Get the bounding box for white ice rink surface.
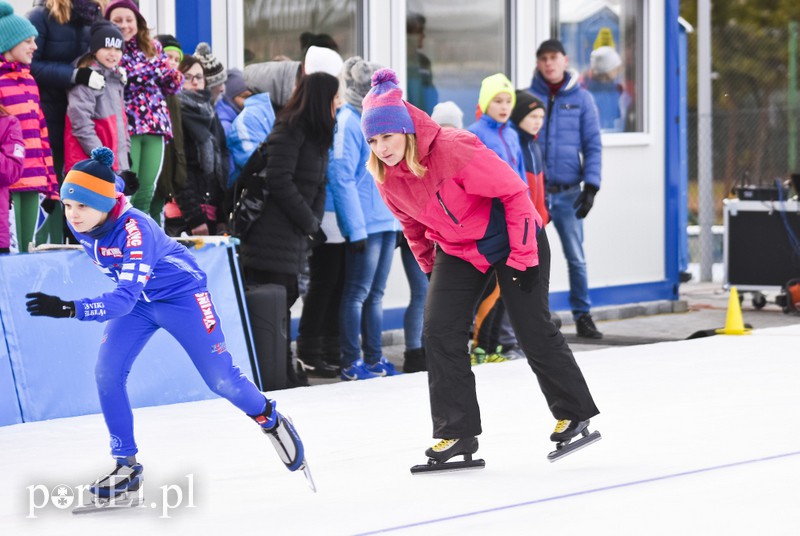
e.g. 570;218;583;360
2;325;800;535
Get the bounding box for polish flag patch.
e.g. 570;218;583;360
130;250;142;260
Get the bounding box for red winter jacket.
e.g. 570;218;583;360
64;59;129;173
375;104;543;274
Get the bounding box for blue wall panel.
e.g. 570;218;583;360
175;0;212;58
663;0;682;297
0;332;21;426
0;245;253;424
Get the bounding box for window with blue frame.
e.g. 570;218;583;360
242;0;360;64
406;1;508;128
556;0;644;133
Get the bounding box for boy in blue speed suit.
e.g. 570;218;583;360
25;147;310;500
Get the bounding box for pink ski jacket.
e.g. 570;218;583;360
374;104;542;274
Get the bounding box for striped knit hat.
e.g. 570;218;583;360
61;147;118;212
361;68;415;139
0;2;38;54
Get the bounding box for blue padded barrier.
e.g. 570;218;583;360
0;329;21;426
0;243;253;424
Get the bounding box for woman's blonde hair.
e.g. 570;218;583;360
46;0;74;25
46;0;105;25
366;134;427;183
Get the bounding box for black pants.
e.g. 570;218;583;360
297;243;346;362
424;229;599;438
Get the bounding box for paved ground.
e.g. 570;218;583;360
302;281;798;386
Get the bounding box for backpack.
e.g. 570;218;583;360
230;140;269;239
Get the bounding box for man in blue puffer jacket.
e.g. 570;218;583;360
529;38;604;339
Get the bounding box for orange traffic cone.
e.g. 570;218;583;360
715;287;752;335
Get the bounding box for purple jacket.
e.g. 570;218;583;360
119;38;183;139
0;113;25;250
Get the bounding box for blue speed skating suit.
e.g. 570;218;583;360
69;196;266;457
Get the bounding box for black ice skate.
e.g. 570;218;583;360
72;456;144;514
252;399;316;492
547;419;602;462
411;437;485;474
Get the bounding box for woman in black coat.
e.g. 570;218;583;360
163;55;228;237
239;72;340;387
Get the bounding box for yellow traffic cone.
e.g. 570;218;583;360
715;287;752;335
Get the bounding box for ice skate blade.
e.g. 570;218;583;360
410;458;486;474
72;494;143;514
547;430;602;462
300;460;317;493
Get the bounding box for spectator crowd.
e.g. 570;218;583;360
0;1;608;389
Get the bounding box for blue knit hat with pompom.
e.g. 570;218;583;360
61;147;118;212
361;68;415;139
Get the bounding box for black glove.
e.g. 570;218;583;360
74;67;105;89
25;292;76;318
573;184;598;219
119;170;140;196
349;238;367;253
307;227;327;248
40;197;58;214
511;266;540;293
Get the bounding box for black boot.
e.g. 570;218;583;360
550;419;590;442
296;336;339;378
321;335;342;368
286;350;309;387
576;313;603;339
425;437;479;463
403;347;427;373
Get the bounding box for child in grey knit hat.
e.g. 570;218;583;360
342;56;382;112
431;101;464;129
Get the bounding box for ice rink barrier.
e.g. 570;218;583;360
0;238;254;426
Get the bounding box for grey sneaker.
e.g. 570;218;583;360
500;344;525;361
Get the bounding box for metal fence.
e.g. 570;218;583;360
686;19;800;279
688;106;799;223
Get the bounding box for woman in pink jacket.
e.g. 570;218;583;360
361;69;600;467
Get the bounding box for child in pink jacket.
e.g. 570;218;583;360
0;104;24;253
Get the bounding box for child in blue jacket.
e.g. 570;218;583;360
467;73;528;364
25;148;309;501
467;73;526;181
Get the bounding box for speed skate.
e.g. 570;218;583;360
411;437;486;474
547;420;602;462
72;490;144;514
72;458;145;514
263;413;316;492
